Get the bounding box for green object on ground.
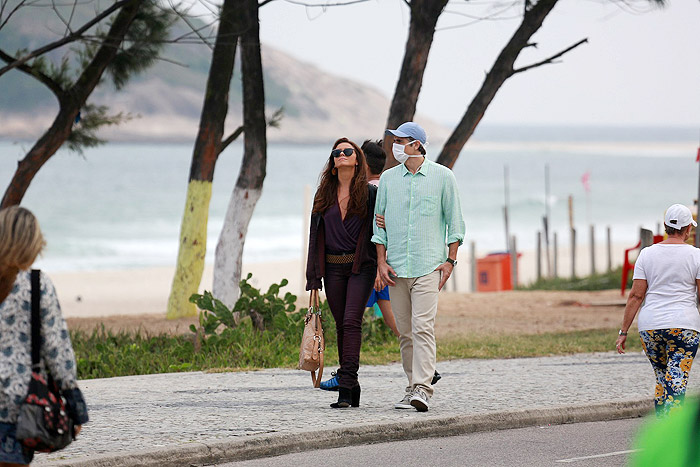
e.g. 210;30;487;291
631;398;700;467
71;327;636;379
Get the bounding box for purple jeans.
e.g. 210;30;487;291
323;262;375;389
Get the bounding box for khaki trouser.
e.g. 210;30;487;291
389;269;440;397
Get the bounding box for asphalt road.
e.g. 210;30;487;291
217;418;646;467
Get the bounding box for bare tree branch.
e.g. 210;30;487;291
282;0;370;7
0;48;67;98
220;125;244;153
168;17;218;44
0;0;132;78
64;0;79;36
168;1;216;50
0;0;32;32
199;0;221;16
437;1;520;32
51;0;73;33
219;108;284;154
512;38;587;75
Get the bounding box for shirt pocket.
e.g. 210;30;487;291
421;196;438;216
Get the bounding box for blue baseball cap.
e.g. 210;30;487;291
385;122;427;145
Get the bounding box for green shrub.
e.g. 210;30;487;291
189;273;300;337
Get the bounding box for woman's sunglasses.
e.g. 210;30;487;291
331;148;354;158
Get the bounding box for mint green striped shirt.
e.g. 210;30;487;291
371;158;466;278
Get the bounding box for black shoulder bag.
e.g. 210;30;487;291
15;269;74;452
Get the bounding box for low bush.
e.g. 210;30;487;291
71;274;398;379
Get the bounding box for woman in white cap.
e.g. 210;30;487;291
616;203;700;417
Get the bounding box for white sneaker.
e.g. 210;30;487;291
394;391;413;409
410;388;430;412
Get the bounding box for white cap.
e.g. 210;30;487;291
664;204;697;229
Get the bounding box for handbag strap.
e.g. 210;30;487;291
30;269;41;369
311;349;324;388
308;289;324;387
308;289;320;310
310;317;324;388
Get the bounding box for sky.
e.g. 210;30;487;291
188;0;699;129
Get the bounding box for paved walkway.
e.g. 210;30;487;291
34;351;700;466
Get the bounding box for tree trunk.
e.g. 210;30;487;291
167;0;242;319
214;188;262;309
436;0;558;168
382;0;448;170
213;0;267;310
1;108;75;207
0;0;143;208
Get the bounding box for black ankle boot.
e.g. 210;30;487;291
351;384;361;407
330;387;352;408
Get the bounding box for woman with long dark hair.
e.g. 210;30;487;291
306;137;378;408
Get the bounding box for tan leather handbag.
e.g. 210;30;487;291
298;289;324;387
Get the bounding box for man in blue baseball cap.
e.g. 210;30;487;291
385;122;427;164
372;121;465;412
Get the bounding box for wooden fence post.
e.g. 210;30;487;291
536;231;542;281
606;226;612;272
590;224;596;275
571;228;576;279
553;231;558;278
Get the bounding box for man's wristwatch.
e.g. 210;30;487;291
618;330;628;336
446;258;457;267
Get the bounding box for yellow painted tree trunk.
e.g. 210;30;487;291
166;0;243;319
166;180;212;318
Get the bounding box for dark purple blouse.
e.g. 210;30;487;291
324;202;363;252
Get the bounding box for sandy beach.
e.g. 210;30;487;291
51;239;631;318
54;245;632;339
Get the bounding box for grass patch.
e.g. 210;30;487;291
437;328;642;359
71;327;639;379
71;274;637;379
520;266;631;291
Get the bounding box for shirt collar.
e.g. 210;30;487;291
402;157;430;177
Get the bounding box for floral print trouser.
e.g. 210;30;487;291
639;328;700;417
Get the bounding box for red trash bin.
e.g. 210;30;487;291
476;253;520;292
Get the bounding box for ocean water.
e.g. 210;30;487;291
0;126;697;272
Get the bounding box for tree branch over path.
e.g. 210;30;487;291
280;0;370;6
0;0;132;78
0;48;67;98
513;38;588;75
168;0;216;50
435;0;589;168
0;0;31;32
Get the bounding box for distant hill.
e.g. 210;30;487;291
0;4;446;145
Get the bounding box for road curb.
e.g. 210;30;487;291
45;399;652;466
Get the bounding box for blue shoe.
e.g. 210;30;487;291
319;371;340;391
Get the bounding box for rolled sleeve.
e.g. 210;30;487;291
443;171;466;245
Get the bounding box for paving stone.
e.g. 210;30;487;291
33;351;698;465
